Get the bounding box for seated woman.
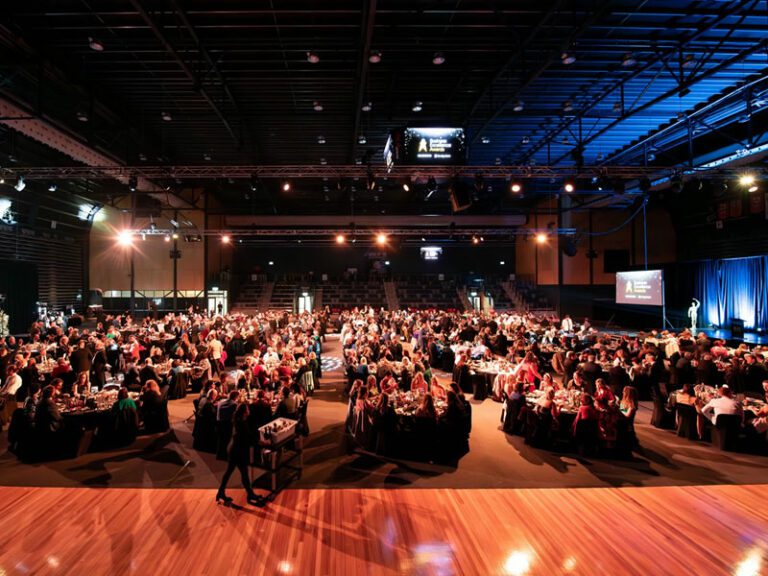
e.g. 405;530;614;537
415;393;438;420
379;372;398;395
139;379;167;433
277;385;302;419
411;372;428;395
430;376;447;401
572;393;599;436
539;373;557;391
535;388;559;419
594;378;616;405
111;387;139;446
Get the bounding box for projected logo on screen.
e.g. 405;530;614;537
616;270;664;306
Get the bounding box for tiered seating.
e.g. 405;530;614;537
233;279;265;310
513;281;553;311
321;279;386;310
484;278;514;310
269;283;295;311
395;276;462;310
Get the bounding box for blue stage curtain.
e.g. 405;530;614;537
695;256;768;330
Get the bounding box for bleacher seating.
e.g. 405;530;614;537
320;279;386;310
233;279;265;310
269;283;296;311
395;276;462;310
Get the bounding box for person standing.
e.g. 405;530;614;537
216;402;258;505
687;298;700;333
69;339;92;386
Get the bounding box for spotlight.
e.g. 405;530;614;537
335;234;346;244
369;50;382;63
361;102;372;112
412;101;423;112
563;180;575;193
117;230;133;246
521;136;530;144
472;236;479;245
169;219;179;228
76;111;89;122
357;134;367;145
513;100;524;112
510;182;522;194
282;181;291;192
425;176;438;200
222;235;231;244
128;175;138;192
48;183;58;192
561;52;576;65
14;176;26;192
535;233;548;244
313;101;323;112
739;174;756;187
0;176;4;184
306;51;320;64
161;111;172;122
621;52;636;67
367;169;376;191
432;52;445;65
320;158;327;165
250;173;261;192
376;233;387;245
88;37;104;51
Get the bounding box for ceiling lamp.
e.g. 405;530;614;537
621;53;636;67
563;180;575;193
88;37;104;52
222;235;231;244
402;182;410;192
336;234;346;244
535;233;548;244
412;101;423;112
369;50;382;64
128;175;138;192
521;136;530;144
282;181;291;192
320;157;327;165
513;100;524;112
306;51;320;64
317;135;326;144
47;183;58;192
117;230;133;246
376;233;387;245
562;101;574;112
510;182;522;194
561;52;576;65
313;101;323;112
76;111;89;122
161;111;172;122
480;136;490;144
14;176;26;192
361;101;372;112
203;152;212;161
357;134;367;144
432;52;445;65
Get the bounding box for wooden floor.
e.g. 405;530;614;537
1;485;766;575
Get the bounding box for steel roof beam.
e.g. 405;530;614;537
350;0;377;163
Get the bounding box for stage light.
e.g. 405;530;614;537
682;54;696;68
0;176;4;184
282;181;291;192
563;180;575;193
222;235;231;244
472;236;479;245
425;176;438;199
76;111;89;122
88;37;104;51
336;234;346;244
361;101;372;112
128;175;138;192
306;51;320;64
622;52;636;67
503;550;532;575
561;52;576;65
169;218;179;228
117;230;133;246
513;100;524;112
313;101;323;112
48;183;57;192
268;261;274;266
203;152;212;161
521;136;530;144
14;176;25;192
510;182;522;193
376;233;387;245
369;50;382;64
499;260;505;265
412;101;423;112
432;52;445;65
535;233;548;244
739;174;756;187
613;102;622;113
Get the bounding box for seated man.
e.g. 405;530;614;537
700;385;743;425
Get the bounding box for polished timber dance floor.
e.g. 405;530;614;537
1;337;768;574
0;484;766;575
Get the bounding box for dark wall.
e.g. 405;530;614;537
232;244;515;278
0;260;38;334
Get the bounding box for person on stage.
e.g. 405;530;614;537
687;298;700;332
